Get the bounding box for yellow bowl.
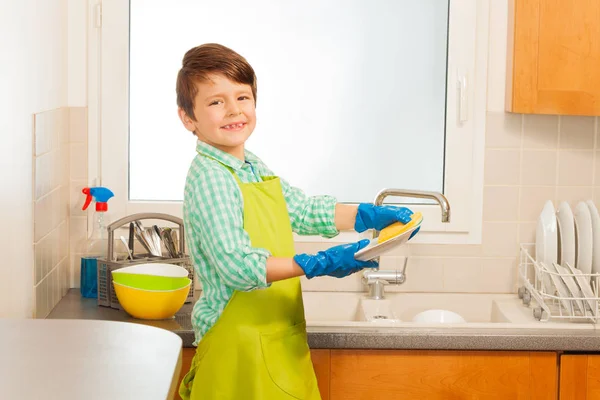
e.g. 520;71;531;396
113;280;190;320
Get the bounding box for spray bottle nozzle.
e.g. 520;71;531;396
82;187;115;212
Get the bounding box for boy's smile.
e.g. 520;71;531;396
179;73;256;160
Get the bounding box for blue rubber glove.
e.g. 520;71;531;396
294;239;378;279
354;203;414;232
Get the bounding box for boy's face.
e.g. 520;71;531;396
179;74;256;158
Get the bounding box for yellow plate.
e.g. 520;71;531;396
378;212;423;244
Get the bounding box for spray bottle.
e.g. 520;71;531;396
80;187;114;298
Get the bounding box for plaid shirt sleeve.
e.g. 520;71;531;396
186;164;270;291
280;177;339;238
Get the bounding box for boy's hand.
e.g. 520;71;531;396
293;239;378;279
354;203;414;232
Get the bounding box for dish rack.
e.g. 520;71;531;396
518;244;600;323
97;213;195;309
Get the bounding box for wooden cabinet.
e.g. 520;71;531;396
560;354;600;399
329;350;557;400
506;0;600;116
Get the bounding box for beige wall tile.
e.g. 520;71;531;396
482;222;519;258
523;114;559;149
385;258;444;293
58;108;70;145
518;223;537;245
521;150;557;186
442;258;482;292
408;244;482;257
560;116;595;149
594;188;600;204
484;149;521;185
485;111;522;148
481;258;517;293
69;107;87;143
34;112;51;156
483;186;519;221
519;186;555;222
70;143;87;180
556;187;594;209
300;274;362;292
34;153;52;200
35;280;48;319
558;150;594;186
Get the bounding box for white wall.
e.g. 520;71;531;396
0;0;68;317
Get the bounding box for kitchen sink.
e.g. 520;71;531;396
301;291;596;329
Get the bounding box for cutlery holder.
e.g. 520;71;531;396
97;213;195;309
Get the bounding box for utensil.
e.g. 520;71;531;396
128;222;135;254
170;230;180;257
120;236;134;260
133;221;153;254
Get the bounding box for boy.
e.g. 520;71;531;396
177;43;416;400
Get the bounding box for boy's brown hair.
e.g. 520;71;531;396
176;43;257;122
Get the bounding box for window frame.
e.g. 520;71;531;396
90;0;490;244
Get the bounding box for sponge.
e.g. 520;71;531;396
378;212;423;244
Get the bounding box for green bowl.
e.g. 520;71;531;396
111;263;191;291
112;273;190;291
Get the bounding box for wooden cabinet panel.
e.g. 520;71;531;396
560;355;600;399
311;349;331;400
507;0;600;116
330;350;557;400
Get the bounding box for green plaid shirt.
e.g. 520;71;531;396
183;141;338;344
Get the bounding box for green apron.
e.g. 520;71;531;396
179;169;321;400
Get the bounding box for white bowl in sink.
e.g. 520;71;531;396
412;309;466;324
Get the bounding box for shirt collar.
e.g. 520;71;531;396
196;140;256;171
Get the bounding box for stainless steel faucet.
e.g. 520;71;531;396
362;188;451;299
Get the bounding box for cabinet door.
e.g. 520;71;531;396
507;0;600;116
311;349;331;400
560;355;600;399
330;350;557;400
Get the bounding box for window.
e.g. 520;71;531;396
93;0;489;244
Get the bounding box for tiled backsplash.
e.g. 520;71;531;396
299;112;599;294
33;107;88;318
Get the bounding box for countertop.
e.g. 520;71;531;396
0;318;182;400
48;289;600;351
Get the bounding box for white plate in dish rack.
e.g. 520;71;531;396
574;201;593;278
585;200;600;283
556;201;576;267
542;261;573;315
565;261;596;314
536;201;558;294
553;262;585;314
